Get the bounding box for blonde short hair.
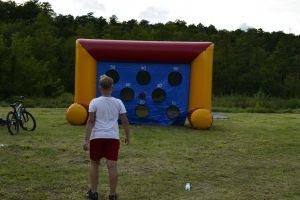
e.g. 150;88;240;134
99;75;113;89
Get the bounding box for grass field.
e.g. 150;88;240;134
0;108;299;200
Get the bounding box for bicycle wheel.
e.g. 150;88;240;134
6;111;19;135
20;111;36;131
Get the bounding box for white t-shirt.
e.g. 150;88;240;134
89;96;126;140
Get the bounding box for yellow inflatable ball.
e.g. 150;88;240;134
66;103;88;125
189;108;213;129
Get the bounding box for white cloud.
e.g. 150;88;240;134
78;0;105;12
239;23;253;32
139;6;168;23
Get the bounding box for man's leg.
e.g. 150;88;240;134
90;160;100;193
106;160;118;195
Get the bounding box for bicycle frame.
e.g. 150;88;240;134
0;118;8;126
11;101;26;120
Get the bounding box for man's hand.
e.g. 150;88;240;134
120;113;130;145
83;140;89;151
83;112;95;151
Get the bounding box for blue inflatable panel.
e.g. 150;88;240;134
96;62;190;126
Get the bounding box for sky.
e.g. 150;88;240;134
9;0;300;35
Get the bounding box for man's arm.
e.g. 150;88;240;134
83;112;96;151
119;113;130;145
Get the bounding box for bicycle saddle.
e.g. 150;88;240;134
10;103;16;107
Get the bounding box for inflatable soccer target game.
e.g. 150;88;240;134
67;39;214;129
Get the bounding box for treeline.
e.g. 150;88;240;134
0;0;299;99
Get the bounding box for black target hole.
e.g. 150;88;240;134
135;105;149;118
168;71;182;86
152;88;166;103
105;69;119;84
120;87;135;102
166;105;180;119
136;71;151;85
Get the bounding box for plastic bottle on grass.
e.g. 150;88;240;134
185;183;191;191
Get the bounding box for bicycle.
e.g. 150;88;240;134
0;118;7;126
6;96;36;135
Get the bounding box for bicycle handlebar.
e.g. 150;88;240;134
10;96;25;107
17;96;24;103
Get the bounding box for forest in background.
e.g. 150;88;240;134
0;0;299;101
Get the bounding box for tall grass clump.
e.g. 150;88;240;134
213;91;300;113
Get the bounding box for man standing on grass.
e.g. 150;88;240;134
83;75;130;200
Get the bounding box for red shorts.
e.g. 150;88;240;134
89;139;120;161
